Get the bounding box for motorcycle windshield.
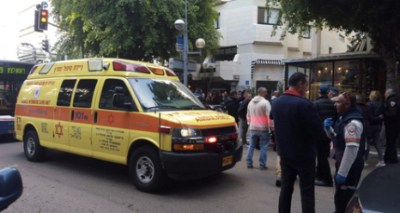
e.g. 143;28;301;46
358;164;400;212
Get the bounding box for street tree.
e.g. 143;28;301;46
51;0;220;62
268;0;400;90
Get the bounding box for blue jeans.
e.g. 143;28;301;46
246;130;270;167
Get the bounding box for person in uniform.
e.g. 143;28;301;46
324;92;365;213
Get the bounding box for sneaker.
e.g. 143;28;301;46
376;161;386;167
259;166;268;170
247;165;253;169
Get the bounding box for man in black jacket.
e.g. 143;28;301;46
271;72;325;213
383;88;400;164
237;91;252;145
224;91;239;123
313;85;337;187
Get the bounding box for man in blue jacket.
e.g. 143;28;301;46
270;72;325;213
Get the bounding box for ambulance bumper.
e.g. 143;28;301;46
160;145;243;179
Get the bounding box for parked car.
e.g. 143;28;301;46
346;164;400;213
0;167;23;212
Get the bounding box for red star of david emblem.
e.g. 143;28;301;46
107;114;115;125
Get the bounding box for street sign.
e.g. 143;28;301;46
169;58;197;72
176;35;184;52
41;1;48;9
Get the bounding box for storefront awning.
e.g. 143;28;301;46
251;59;283;79
253;59;283;65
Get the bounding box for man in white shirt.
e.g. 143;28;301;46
246;87;272;170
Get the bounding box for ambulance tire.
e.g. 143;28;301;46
23;130;46;162
129;146;166;193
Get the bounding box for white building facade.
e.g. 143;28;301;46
201;0;353;92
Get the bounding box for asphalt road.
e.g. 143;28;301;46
0;139;376;213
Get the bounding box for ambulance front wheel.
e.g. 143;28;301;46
129;146;166;192
23;130;46;162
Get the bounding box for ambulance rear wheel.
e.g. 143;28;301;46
23;130;46;162
129;146;166;192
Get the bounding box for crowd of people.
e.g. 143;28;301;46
202;72;400;213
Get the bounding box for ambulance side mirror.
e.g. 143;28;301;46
0;167;23;211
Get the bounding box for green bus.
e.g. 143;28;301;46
0;60;34;138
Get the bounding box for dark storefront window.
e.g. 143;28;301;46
285;56;385;101
310;62;334;100
334;60;361;93
309;60;365;100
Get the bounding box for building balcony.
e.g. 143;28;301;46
200;60;239;81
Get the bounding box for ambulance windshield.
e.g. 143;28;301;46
128;78;205;111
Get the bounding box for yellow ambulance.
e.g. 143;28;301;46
14;58;242;192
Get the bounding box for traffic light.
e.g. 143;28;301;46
42;39;49;52
34;10;43;32
38;9;48;30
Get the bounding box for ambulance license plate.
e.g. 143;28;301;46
222;155;233;167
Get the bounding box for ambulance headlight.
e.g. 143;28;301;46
173;128;201;137
172;128;204;152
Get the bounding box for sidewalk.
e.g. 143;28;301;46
242;143;379;177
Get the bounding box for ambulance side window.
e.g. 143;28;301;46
73;79;97;108
99;79;135;111
57;80;76;106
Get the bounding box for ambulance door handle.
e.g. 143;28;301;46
71;110;74;121
94;111;98;123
